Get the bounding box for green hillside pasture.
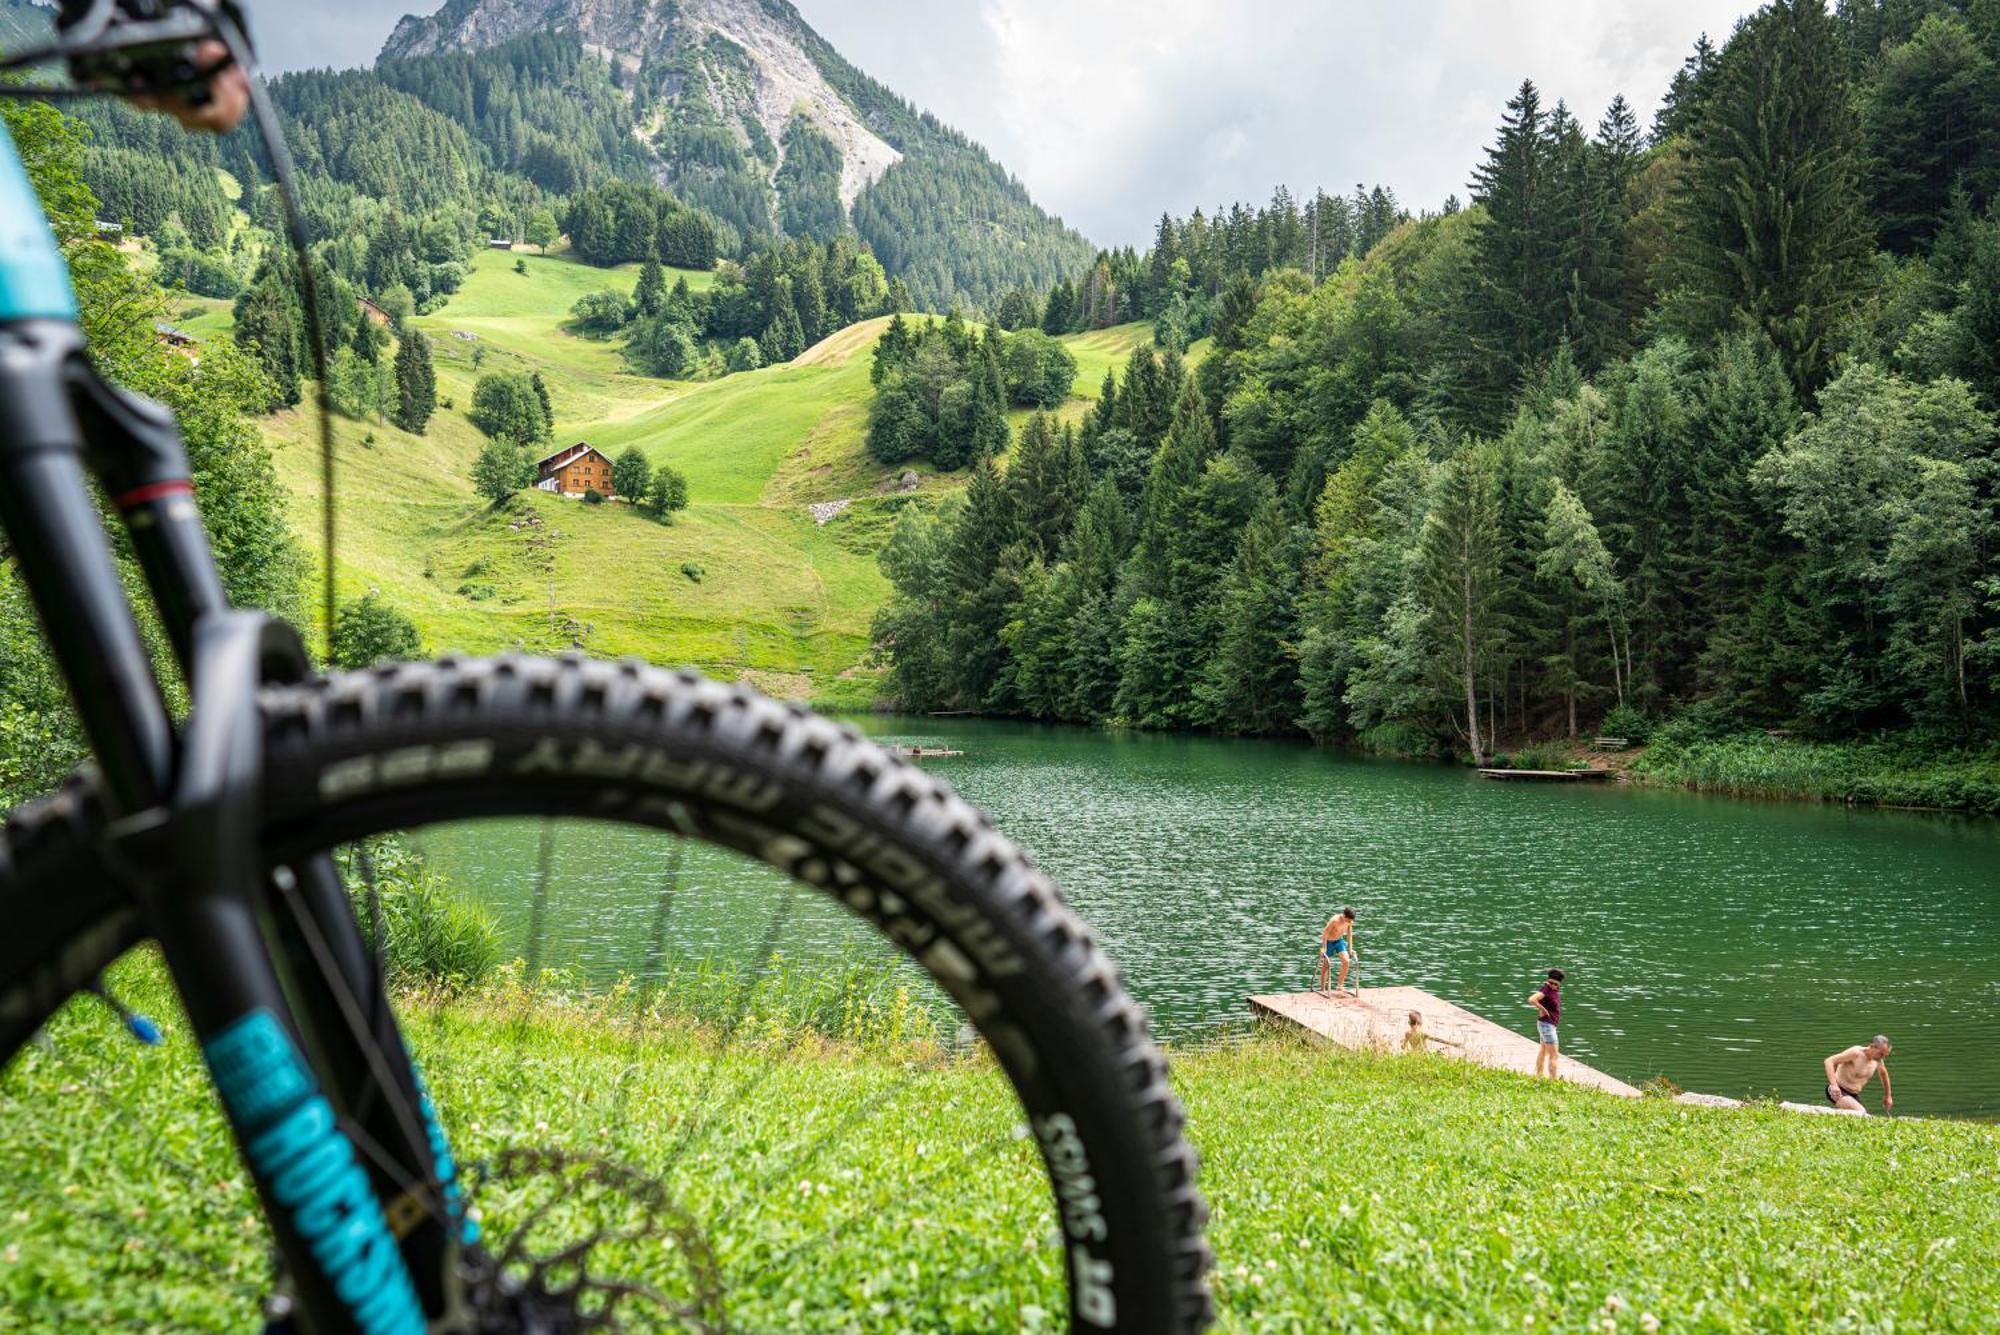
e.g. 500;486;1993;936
415;249;715;424
588;318;888;505
266;406;888;705
235;280;1151;707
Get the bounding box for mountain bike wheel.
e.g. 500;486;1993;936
0;656;1211;1332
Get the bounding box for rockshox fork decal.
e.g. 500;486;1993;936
204;1009;425;1335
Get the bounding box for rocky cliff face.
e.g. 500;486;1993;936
381;0;898;210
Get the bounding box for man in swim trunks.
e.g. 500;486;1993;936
1318;908;1358;996
1526;968;1564;1079
1823;1035;1893;1114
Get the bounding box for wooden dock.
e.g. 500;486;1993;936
1477;767;1611;782
1250;986;1641;1095
888;745;964;760
1248;987;1857;1114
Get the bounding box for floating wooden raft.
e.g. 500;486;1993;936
1477;767;1612;782
888;745;965;760
1249;986;1858;1115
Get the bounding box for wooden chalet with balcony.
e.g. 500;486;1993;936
535;442;618;498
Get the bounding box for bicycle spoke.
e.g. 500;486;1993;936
660;883;798;1176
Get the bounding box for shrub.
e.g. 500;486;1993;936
345;839;501;991
680;561;704;583
468;372;552;444
471;438;534;504
645;464;689;521
1600;703;1651;744
726;336;762;373
331;591;422;669
567;289;631;337
1512;741;1574;771
582;488;606;505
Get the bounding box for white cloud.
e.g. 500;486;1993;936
799;0;1760;245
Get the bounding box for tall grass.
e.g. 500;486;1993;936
344;839;503;990
1633;729;2000;814
473;947;954;1054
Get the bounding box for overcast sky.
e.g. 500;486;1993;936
254;1;1759;248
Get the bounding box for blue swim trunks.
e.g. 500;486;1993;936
1536;1020;1559;1045
1324;938;1348;957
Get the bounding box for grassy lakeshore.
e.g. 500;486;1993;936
5;963;1999;1332
1627;731;2000;816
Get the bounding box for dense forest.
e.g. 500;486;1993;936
569;233;907;378
873;0;2000;760
1007;183;1412;351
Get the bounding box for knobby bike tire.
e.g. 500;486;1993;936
0;655;1213;1333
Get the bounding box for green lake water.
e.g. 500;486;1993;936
419;718;2000;1120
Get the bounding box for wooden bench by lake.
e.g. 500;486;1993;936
1594;736;1630;750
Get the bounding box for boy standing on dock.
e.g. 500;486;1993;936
1527;969;1564;1078
1318;908;1358;996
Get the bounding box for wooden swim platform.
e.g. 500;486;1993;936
888;745;964;760
1477;767;1612;782
1248;987;1859;1115
1250;986;1641;1095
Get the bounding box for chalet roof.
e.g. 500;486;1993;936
534;442;608;473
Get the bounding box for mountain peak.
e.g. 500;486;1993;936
379;0;1091;308
382;0;897;210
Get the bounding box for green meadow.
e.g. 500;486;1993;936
6;963;1997;1332
237;248;1152;708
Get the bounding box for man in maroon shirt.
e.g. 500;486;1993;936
1526;968;1564;1079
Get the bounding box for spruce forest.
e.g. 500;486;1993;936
872;0;2000;766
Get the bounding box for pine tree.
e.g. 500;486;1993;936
1667;0;1873;394
1536;480;1627;733
1652;33;1720;144
530;371;553;431
634;258;666;318
1420;443;1506;764
944;456;1024;707
1197;493;1303;732
1862;14;2000;253
1592;340;1698;705
391;329;436;435
1465;80;1566;424
349;313;382;365
1041;278;1075;334
1690;330;1798;711
1007;413;1088;561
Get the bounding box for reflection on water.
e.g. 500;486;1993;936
418;718;2000;1120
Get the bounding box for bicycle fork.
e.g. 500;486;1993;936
0;306;464;1329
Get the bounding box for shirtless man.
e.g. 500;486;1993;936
1317;908;1358;996
1823;1035;1894;1114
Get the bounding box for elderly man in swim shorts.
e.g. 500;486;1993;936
1317;908;1358;996
1823;1035;1894;1114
